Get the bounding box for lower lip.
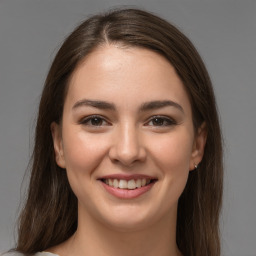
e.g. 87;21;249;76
101;181;156;199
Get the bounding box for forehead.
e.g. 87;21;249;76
66;45;191;113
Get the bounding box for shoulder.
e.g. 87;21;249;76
35;253;58;256
1;252;58;256
1;253;24;256
1;252;24;256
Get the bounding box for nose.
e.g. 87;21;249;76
108;124;146;167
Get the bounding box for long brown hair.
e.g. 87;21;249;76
15;8;223;256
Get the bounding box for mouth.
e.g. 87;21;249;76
98;175;158;199
100;178;157;190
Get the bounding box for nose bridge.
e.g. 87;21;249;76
109;121;145;166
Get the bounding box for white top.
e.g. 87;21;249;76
36;253;59;256
1;252;59;256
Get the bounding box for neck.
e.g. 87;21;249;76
51;205;182;256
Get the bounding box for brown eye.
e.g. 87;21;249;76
146;116;176;127
80;115;109;126
152;118;165;126
90;117;104;126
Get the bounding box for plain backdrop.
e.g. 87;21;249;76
0;1;255;256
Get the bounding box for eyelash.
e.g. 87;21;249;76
145;115;177;127
79;115;110;126
79;115;177;127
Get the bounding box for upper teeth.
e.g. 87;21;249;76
104;178;151;190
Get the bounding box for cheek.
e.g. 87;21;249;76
61;128;111;206
149;130;194;172
144;129;194;214
149;129;194;197
62;128;109;177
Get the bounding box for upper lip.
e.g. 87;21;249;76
98;174;158;181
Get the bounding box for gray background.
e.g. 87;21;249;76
0;1;255;255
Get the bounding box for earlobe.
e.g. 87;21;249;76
189;122;207;171
51;122;66;168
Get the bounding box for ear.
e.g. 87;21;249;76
189;122;207;171
51;122;66;168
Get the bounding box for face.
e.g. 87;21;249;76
52;45;206;231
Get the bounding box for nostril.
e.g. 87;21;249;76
109;150;145;166
109;144;147;166
108;128;146;165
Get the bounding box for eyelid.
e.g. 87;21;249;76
144;115;177;126
79;115;111;126
78;114;177;127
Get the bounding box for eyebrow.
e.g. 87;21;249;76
72;99;115;111
139;100;184;113
72;99;184;113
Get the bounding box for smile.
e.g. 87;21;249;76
99;175;158;199
102;178;152;190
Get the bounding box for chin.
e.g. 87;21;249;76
103;216;153;233
96;203;169;233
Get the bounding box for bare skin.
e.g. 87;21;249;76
50;45;207;256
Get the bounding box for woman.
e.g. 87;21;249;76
5;8;223;256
